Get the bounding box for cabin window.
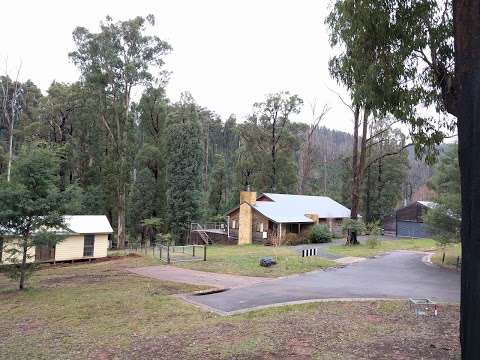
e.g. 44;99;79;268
232;220;236;229
83;234;95;257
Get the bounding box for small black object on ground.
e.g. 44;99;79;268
260;257;277;267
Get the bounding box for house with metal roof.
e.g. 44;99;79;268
1;215;113;264
225;191;351;245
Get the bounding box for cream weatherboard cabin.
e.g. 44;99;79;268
0;215;113;264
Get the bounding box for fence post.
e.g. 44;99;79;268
159;245;162;261
153;246;155;257
193;246;195;258
442;252;446;264
456;256;460;270
203;245;207;261
167;245;170;264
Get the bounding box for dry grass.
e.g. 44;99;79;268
432;243;462;269
0;256;460;359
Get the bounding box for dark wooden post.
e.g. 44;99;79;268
159;245;162;260
442;252;446;264
193;246;195;257
203;245;207;261
167;245;170;264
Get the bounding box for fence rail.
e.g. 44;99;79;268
117;243;207;264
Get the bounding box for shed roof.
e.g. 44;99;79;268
417;201;437;209
0;215;113;236
250;193;351;223
64;215;113;234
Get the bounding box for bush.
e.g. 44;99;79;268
285;233;309;245
156;233;173;246
365;221;381;248
341;219;366;236
308;224;332;243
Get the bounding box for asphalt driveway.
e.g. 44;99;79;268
181;251;460;315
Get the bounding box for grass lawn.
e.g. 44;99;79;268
174;245;335;277
327;238;439;258
432;243;462;269
0;256;460;359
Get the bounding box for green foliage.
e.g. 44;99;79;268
326;0;454;161
424;144;461;245
238;92;303;192
342;219;365;236
156;233;173;246
0;145;66;289
166;94;203;244
362;126;409;222
309;224;333;243
208;154;226;216
366;221;381;248
285;233;308;246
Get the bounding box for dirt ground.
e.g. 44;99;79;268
0;255;460;360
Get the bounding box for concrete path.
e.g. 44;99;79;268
127;265;270;289
181;251;460;315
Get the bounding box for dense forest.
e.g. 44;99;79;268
0;15;424;245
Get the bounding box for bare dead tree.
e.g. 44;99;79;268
0;60;23;182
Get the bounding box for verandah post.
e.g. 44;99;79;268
203;245;206;261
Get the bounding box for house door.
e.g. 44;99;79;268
35;245;55;261
83;234;95;257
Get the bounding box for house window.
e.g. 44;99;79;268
83;234;95;257
286;224;299;234
232;220;236;229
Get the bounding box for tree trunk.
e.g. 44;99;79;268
117;185;126;249
454;1;480;357
271;122;277;192
6;121;13;182
348;106;361;245
19;243;28;290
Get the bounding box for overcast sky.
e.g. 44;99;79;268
1;0;355;132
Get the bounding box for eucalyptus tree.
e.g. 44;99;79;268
240;91;303;192
70;15;171;248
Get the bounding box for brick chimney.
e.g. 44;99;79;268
238;191;256;245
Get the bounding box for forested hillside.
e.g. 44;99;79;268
0;15;428;245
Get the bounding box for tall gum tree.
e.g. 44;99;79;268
70;15;171;248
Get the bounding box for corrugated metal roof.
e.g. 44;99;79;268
417;201;437;209
64;215;113;234
252;193;351;223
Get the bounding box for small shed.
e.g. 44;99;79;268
1;215;113;264
392;201;435;238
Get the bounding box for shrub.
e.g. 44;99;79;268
285;233;309;245
341;219;366;236
156;233;173;246
309;224;333;243
366;221;381;248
